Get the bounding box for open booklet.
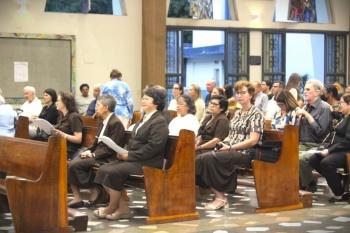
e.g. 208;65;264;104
32;118;55;135
98;135;128;154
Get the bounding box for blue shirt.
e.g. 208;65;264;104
101;79;134;119
0;104;16;137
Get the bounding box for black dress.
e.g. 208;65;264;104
39;104;59;125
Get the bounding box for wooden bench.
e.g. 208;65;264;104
14;115;29;139
0;135;72;233
82;116;98;127
252;125;303;213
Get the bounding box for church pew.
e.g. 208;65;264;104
252;125;303;213
82;116;98;127
14;115;29;139
0;135;72;233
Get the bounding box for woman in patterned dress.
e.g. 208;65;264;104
196;80;264;210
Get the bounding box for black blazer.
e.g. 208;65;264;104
39;104;59;125
91;114;125;161
328;115;350;154
127;111;169;168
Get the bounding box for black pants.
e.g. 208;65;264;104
309;152;347;196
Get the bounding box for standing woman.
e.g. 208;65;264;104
101;69;134;128
196;95;229;152
168;83;183;111
54;92;83;160
93;85;169;220
188;84;206;122
309;93;350;203
196;81;264;210
286;73;302;102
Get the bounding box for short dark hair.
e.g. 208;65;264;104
98;95;116;113
79;83;89;91
262;80;272;88
173;83;184;94
44;88;57;103
110;69;122;80
178;94;196;115
210;95;228;113
143;85;167;111
59;91;78;113
326;84;340;100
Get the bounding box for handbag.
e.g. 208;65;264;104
255;140;282;163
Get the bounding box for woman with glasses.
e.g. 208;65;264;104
272;90;300;130
168;83;183;111
196;81;263;210
196;95;229;153
168;94;200;136
309;93;350;203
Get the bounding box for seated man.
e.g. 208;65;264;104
297;80;332;192
68;94;125;208
20;86;42;119
76;83;94;115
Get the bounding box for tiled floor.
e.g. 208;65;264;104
1;177;350;233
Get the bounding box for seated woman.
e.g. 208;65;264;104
168;83;183;111
196;95;229;152
271;90;300;130
188;84;206;122
53;92;83;160
196;80;264;210
168;94;200;136
309;93;350;203
93;85;169;220
0;95;16;137
32;88;60;140
68;95;125;208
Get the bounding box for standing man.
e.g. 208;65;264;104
205;80;216;107
261;80;273;100
297;79;332;192
76;83;94;115
252;81;268;114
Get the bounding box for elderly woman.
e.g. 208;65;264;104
0;95;16;137
188;84;206;122
168;83;183;111
93;85;169;220
168;94;200;136
68;95;125;208
54;92;83;160
196;95;229;152
196;80;264;210
272;90;300;130
309;93;350;203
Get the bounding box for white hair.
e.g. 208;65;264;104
23;86;36;94
0;95;5;104
306;79;324;92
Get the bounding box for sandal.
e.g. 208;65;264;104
93;208;108;219
204;198;228;210
106;210;133;220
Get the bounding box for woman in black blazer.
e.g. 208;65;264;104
93;85;169;220
309;93;350;203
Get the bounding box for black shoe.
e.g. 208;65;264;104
68;201;85;208
328;192;350;203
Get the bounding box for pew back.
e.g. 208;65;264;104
14;116;29;139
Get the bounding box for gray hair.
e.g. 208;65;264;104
23;86;36;94
98;95;116;113
306;79;324;94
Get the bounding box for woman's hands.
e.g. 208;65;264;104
117;152;128;160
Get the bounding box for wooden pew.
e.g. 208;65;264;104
14;116;29;139
82;126;98;148
82;116;98;127
252;125;303;213
143;129;198;224
0;135;72;233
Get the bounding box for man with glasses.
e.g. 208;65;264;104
265;80;285;120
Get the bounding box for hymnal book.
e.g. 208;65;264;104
32;118;55;135
99;135;128;154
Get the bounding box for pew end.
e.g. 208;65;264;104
252;125;303;213
143;130;199;224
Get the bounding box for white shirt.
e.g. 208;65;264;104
20;97;42;118
265;97;280;120
168;113;200;136
99;113;114;137
168;99;177;111
76;95;94;115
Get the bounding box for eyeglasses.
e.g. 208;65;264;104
209;101;219;106
173;87;179;90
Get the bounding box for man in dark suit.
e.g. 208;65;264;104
68;94;125;208
93;85;169;220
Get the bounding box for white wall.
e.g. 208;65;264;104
0;0;142;108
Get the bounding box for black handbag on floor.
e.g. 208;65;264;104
255;141;282;163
